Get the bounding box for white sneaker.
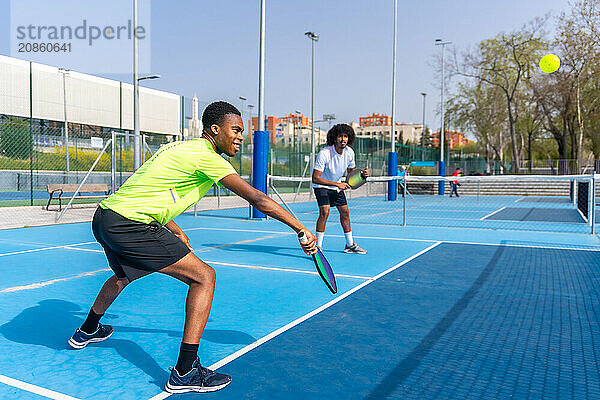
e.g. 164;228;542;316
344;243;367;254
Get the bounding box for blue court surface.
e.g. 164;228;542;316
1;204;600;399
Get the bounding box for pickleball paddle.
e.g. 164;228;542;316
346;169;367;189
298;232;337;294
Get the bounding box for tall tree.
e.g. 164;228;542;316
452;18;548;172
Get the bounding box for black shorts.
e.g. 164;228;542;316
313;187;347;207
92;207;191;281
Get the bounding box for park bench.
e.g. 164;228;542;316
46;183;110;211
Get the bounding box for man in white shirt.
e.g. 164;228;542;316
311;124;368;254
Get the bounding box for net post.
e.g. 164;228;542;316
438;160;446;195
387;152;398;201
252;130;269;218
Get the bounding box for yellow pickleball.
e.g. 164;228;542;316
539;54;561;73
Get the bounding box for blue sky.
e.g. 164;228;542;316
1;0;570;130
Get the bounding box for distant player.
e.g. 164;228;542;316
311;124;368;254
450;167;462;197
67;101;317;394
398;165;407;196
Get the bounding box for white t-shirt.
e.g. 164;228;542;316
312;145;356;191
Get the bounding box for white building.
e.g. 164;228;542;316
0;55;181;137
273;122;327;148
183;95;202;139
354;123;424;145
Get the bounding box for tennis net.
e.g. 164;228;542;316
268;174;598;234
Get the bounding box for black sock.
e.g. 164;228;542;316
175;342;199;375
81;309;103;334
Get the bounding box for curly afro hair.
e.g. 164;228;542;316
202;101;241;133
326;123;355;146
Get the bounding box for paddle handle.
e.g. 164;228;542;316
298;232;308;243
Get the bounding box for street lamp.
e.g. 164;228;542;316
314;114;336;145
421;92;426;161
305;31;319;172
294;109;301;153
435;38;451;195
138;74;161;81
238;95;247;138
58;68;70;176
435;39;451;165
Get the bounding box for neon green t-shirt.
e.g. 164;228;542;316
101;138;237;225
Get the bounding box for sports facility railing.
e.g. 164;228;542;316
267;174;599;234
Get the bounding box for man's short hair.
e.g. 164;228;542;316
326;124;356;146
202;101;241;133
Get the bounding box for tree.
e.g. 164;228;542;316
446;80;508;173
452;18;548;172
0;118;31;160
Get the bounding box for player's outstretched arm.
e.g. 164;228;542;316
220;174;317;254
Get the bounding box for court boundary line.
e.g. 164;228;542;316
0;241;96;257
0;268;111;294
0;374;82;400
479;206;506;220
206;260;371;280
147;241;442;400
577;207;588;223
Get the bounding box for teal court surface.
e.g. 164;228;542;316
1;193;600;399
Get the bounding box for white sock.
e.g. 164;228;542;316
344;231;354;246
316;231;325;248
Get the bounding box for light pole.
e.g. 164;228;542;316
435;39;451;166
435;39;451;196
239;95;247;141
133;0;140;169
387;0;398;202
294;109;301;154
390;0;397;153
133;74;160;168
239;96;247;172
58;68;70;175
248;104;254;145
305;31;319;172
421;92;426;161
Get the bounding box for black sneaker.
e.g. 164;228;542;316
68;323;113;349
165;358;231;393
344;242;367;254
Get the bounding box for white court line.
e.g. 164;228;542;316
0;374;81;400
184;226;295;235
480;206;506;220
206;260;371;280
147;241;442;400
0;268;110;294
0;241;96;257
325;234;600;252
577;207;588;223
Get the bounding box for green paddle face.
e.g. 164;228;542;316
298;232;338;294
347;169;366;189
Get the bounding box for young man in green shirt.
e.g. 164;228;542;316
68;101;317;393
